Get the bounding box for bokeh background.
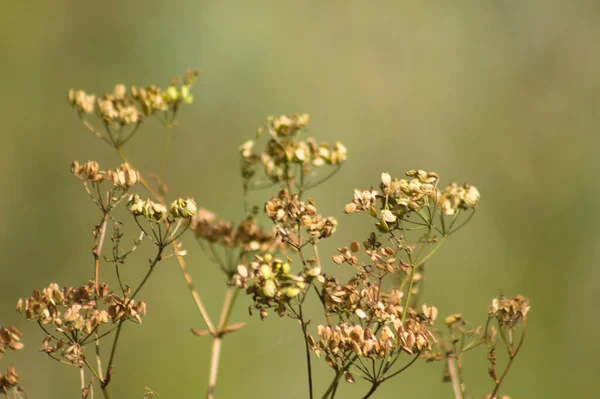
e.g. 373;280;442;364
1;1;599;398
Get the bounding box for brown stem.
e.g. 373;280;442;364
362;381;380;399
447;354;464;399
206;337;222;399
206;287;241;398
490;328;526;398
93;214;109;294
95;330;103;383
80;367;85;399
174;241;216;335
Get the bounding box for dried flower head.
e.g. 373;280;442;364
436;183;480;216
233;254;321;319
192;209;277;253
71;160;105;183
18;281;146;366
107;163;140;190
240;114;347;187
170;198;197;219
128;195;168;223
309;306;436;374
345;170;479;236
265;190;337;243
0;326;23;362
68;89;96;114
489;295;530;329
0;366;22;395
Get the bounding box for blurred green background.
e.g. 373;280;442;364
1;1;599;398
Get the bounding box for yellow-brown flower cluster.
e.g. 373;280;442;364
0;326;23;359
128;195;196;223
240;114;347;184
232;254;322;319
309;305;437;365
0;366;21;395
68;69;199;124
332;239;407;275
344;170;480;232
71;161;140;190
321;274;406;320
265;190;337;242
17;281;146;366
489;295;530;329
436;182;480;216
192;209;276;253
0;326;23;395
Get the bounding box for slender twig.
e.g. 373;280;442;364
206;338;222;399
93;214;110;294
174;241;216;335
447;354;464;399
102;247;164;392
361;381;380;399
380;353;420;382
80;367;86;399
299;304;314;399
206;286;241;398
490;328;526;398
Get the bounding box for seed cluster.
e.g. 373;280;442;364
17;281;146;366
232;254;322;319
68;69;199;125
0;366;20;395
489;295;530;329
309;304;437;365
265;190;337;242
192;209;276;253
128;195;196;223
0;325;23;395
344;170;480;232
71;161;140;190
0;327;23;359
240;114;347;184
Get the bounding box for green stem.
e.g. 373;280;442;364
416;236;446;268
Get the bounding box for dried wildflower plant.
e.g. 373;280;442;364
10;70;529;399
0;326;24;397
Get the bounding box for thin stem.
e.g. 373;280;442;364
321;371;343;399
447;355;464;399
174;241;216;335
131;247;164;299
362;381;380;399
380;353;420;382
206;337;222;399
93;214;110;293
490;328;526;398
299;304;314;399
416;236;446;268
206;286;241;398
401;264;416;324
82;357;102;381
80;367;86;399
218;287;240;331
102;320;123;389
94;330;103;384
102;247;164;391
304;165;342;191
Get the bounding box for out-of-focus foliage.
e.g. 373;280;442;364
1;1;599;398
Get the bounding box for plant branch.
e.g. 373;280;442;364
447;354;464;399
